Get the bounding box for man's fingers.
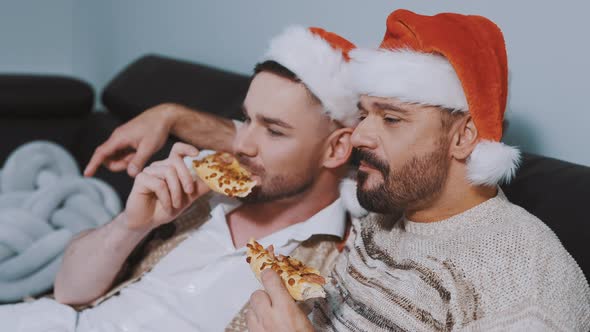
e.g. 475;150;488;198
84;137;136;176
83;155;101;177
260;269;293;307
246;309;264;332
170;152;195;194
105;154;135;172
135;172;173;214
128;140;157;177
162;166;183;209
84;141;119;177
169;142;200;194
249;289;272;321
105;160;130;172
144;165;183;209
170;142;200;158
189;177;211;199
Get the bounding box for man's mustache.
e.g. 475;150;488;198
352;148;390;176
237;155;265;175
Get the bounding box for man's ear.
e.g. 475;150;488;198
450;114;479;160
323;127;353;169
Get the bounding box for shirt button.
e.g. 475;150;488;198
186;283;197;293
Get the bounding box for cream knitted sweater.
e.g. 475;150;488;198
311;190;590;331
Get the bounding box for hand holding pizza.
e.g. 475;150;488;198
246;239;326;301
247;269;315;332
124;142;211;231
184;151;256;197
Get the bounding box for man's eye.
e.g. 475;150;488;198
267;128;284;137
384;117;399;124
358;115;367;121
244;115;251;123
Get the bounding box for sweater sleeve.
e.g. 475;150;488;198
529;226;590;331
462;223;590;332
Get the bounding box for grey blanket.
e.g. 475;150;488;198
0;141;121;303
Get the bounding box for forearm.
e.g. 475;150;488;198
167;104;237;153
54;212;151;305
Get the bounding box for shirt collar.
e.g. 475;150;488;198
209;196;347;250
258;198;347;249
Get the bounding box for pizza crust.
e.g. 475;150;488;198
184;150;256;198
246;238;326;301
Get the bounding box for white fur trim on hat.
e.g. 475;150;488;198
339;178;368;218
467;140;521;186
350;48;468;111
264;26;358;127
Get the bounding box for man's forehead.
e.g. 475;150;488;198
243;99;327;131
245;90;326;128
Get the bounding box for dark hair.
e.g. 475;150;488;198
254;60;300;82
253;60;321;105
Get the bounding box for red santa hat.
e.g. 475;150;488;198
350;9;521;185
262;26;359;127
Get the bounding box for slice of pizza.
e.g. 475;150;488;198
246;238;326;301
184;150;256;197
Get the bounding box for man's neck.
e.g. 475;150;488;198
226;178;340;248
406;177;497;223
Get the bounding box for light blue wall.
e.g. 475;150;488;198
0;0;74;74
1;1;589;166
72;1;108;94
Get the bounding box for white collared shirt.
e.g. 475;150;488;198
75;195;346;332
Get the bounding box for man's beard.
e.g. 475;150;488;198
236;155;315;204
353;140;451;214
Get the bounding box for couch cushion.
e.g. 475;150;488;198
0;116;88;167
0;75;94;116
502;153;590;278
102;55;250;121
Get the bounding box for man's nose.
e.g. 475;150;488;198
233;124;258;157
351;117;379;150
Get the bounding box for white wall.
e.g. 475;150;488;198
1;0;589;166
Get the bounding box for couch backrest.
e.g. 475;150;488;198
0;74;94;117
0;75;94;166
102;54;250;121
502;153;590;279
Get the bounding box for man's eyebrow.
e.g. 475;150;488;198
256;114;294;129
357;101;367;112
357;101;409;114
373;102;409;114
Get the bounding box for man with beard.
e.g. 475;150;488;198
0;27;360;332
246;10;590;332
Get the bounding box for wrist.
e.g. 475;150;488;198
115;211;154;241
162;103;190;137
